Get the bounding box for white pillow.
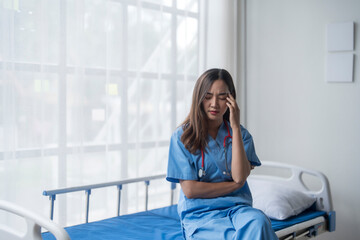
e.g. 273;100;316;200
248;178;316;220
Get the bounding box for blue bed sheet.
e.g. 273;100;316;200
42;205;326;240
42;205;182;240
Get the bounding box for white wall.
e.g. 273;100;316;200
245;0;360;239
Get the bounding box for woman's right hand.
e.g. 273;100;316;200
226;94;240;130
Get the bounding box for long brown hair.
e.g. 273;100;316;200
181;68;236;154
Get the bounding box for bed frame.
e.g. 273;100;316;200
248;161;336;239
0;161;336;240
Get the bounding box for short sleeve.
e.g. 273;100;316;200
166;128;198;183
241;126;261;166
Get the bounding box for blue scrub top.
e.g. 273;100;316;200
166;121;261;220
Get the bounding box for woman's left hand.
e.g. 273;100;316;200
226;94;240;130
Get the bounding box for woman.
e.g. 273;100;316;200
166;69;278;239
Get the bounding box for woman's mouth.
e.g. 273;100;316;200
209;111;219;115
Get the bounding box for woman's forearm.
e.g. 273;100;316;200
225;94;251;185
231;127;251;185
180;180;243;199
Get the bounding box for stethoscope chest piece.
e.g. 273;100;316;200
198;168;205;178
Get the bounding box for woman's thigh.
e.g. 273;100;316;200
182;206;278;240
183;215;235;240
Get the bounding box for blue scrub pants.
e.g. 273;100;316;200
182;205;278;240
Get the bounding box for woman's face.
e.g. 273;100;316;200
202;79;229;126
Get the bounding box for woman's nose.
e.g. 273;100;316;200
210;96;219;107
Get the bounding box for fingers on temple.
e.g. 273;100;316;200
226;101;233;109
227;97;238;109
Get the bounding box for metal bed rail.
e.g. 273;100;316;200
43;174;177;223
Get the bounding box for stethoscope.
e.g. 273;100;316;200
198;120;232;178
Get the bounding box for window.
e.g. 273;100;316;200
0;0;199;226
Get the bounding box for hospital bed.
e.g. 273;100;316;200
0;161;336;240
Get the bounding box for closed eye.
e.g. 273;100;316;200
204;93;213;100
218;93;228;100
204;92;228;100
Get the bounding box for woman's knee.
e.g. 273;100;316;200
250;209;272;228
231;207;271;229
231;207;278;239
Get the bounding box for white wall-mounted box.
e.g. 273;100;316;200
326;53;354;83
327;22;354;52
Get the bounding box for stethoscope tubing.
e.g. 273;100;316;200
199;121;232;178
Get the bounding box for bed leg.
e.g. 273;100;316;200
85;189;91;223
328;211;336;232
145;181;150;211
117;185;122;216
49;194;56;220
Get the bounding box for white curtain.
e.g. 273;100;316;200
200;0;245;123
0;0;199;227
